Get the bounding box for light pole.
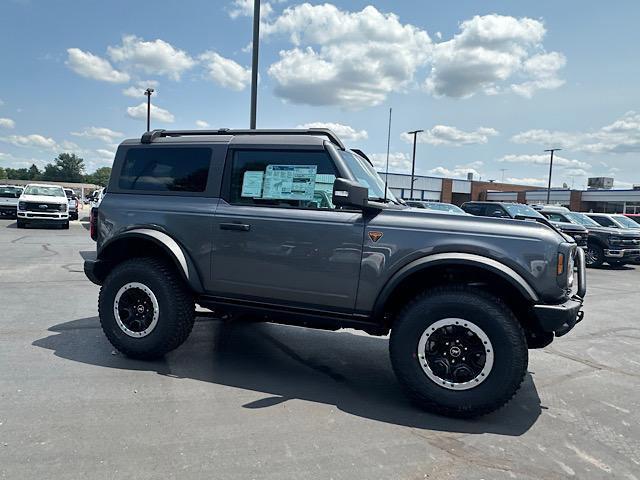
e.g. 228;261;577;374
544;148;561;204
144;88;154;132
250;0;260;129
407;129;424;200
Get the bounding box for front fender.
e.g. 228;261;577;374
372;252;540;319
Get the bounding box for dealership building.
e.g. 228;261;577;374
380;172;640;213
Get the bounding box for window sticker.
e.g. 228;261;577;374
262;165;317;200
241;171;264;197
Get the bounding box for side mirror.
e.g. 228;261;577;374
332;178;368;209
15;192;21;198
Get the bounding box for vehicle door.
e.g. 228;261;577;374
211;146;364;312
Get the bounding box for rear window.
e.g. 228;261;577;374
119;147;211;192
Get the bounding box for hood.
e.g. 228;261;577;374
549;220;587;233
582;224;639;237
19;194;67;204
371;206;566;243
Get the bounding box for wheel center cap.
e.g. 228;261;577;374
137;305;145;314
449;346;462;357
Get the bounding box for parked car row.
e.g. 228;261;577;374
459;201;640;268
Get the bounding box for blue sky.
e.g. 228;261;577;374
1;0;639;189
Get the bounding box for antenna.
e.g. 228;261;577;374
384;107;392;203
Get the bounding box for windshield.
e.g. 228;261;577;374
423;202;465;214
0;186;21;198
613;215;640;229
23;185;65;197
503;204;544;218
565;212;600;227
339;151;399;203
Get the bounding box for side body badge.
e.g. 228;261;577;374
368;231;383;242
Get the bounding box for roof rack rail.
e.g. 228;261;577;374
139;128;345;149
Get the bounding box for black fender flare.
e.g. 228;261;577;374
373;252;539;319
98;228;204;293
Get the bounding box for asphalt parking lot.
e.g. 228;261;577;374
1;218;639;480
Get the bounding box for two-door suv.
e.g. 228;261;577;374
85;128;586;417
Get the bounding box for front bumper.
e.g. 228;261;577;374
532;247;586;337
18;211;68;221
604;248;640;259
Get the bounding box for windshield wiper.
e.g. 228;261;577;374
369;196;399;205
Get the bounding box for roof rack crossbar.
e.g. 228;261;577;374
139;128;345;149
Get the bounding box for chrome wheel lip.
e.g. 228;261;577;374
417;318;494;391
113;282;159;338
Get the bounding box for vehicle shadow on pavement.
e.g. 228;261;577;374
33;316;542;436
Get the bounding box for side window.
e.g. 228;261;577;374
227;149;338;209
486;205;508;218
591;216;616;227
545;213;565;222
119;147;211;192
463;204;483;215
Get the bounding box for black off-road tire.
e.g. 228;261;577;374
16;219;26;229
390;286;528;418
98;257;195;360
586;243;604;268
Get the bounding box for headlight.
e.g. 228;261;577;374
59;203;67;212
18;201;26;211
609;236;623;245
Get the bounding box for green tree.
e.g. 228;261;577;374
6;167;29;180
85;166;112;186
42;153;85;182
0;167;6;180
28;163;41;180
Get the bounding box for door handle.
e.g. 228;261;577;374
220;223;251;232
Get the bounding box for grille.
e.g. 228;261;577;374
24;202;64;212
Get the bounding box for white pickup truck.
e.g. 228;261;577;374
17;183;69;229
0;185;23;218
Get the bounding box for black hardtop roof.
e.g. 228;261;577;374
131;128;346;150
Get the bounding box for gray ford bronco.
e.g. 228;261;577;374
84;128;586;417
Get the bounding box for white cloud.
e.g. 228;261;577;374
200;52;251;91
66;48;130;83
296;122;368;141
429;165;482;179
108;35;196;81
498;153;591;170
370;152;412;173
122;80;159;98
264;4;432;108
426;14;565;98
1;134;58;150
96;149;115;159
71;126;124;143
511;51;566;98
512;111;640;154
227;0;274;19
127;103;175;123
401;125;498;146
195;120;210;128
505;177;547;186
0;118;15;129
